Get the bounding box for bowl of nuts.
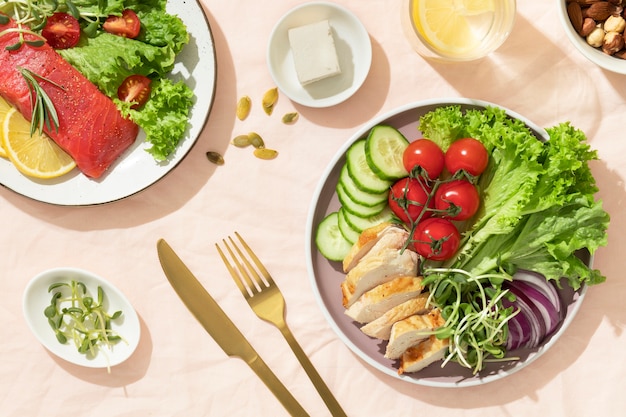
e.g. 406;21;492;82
559;0;626;73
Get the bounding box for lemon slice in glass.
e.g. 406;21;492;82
2;107;76;179
413;0;496;58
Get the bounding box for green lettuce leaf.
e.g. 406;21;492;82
118;78;194;161
418;106;609;290
56;3;191;160
59;33;178;96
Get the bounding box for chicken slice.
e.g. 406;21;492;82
398;335;449;374
342;222;409;273
344;276;424;324
341;247;418;308
384;308;445;359
360;293;431;340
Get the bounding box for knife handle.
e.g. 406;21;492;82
246;354;310;417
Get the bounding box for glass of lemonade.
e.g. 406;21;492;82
402;0;516;62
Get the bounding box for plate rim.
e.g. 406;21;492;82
22;266;141;368
0;0;217;206
304;97;588;387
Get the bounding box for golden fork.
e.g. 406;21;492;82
216;232;347;417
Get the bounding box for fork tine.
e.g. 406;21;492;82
228;235;268;291
226;237;263;296
215;242;251;298
234;231;275;287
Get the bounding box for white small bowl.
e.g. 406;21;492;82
23;267;140;368
267;1;372;108
557;0;626;74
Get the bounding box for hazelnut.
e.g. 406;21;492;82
604;14;626;32
587;26;606;47
602;31;625;54
614;48;626;59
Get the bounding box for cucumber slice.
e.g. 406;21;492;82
342;206;394;233
365;125;409;180
337;182;387;218
315;212;353;262
337;164;388;208
337;208;360;245
346;139;392;194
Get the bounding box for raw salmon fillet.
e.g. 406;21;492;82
0;17;139;178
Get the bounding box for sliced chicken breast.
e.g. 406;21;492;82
360;293;431;340
398;335;449;374
342;223;409;273
344;276;424;324
384;308;445;359
341;247;418;308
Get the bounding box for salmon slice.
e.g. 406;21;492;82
0;17;138;178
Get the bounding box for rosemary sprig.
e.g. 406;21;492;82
18;66;64;135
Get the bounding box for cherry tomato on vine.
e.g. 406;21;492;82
402;139;445;180
117;75;151;109
41;13;81;49
445;137;489;177
434;179;480;221
412;218;461;261
103;9;141;39
388;177;433;224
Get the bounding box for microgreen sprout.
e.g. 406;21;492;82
422;267;519;373
44;280;125;362
0;0;109;34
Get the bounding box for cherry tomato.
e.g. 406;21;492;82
402;139;445;180
117;75;151;109
412;218;461;261
103;9;141;39
434;180;480;221
445;138;489;177
41;12;81;49
388;177;433;225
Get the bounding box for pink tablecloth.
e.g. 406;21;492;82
1;1;625;416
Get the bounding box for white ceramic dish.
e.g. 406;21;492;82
557;0;626;74
0;0;217;205
305;98;588;387
23;267;141;368
267;1;372;108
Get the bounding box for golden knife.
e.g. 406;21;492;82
157;239;310;417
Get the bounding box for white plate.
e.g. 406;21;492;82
23;267;141;368
267;1;372;108
305;98;588;387
0;0;217;206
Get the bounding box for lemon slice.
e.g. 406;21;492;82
0;96;12;158
413;0;495;58
2;107;76;179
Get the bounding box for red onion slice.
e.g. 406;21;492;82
505;286;546;348
513;270;562;314
509;280;561;335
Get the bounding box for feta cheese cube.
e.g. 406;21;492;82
288;20;342;85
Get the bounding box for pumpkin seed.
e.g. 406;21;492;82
248;132;265;149
236;96;251;120
262;87;278;115
206;151;225;165
231;134;251;148
282;112;299;124
254;148;278;160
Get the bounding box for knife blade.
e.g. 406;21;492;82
157;239;310;417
